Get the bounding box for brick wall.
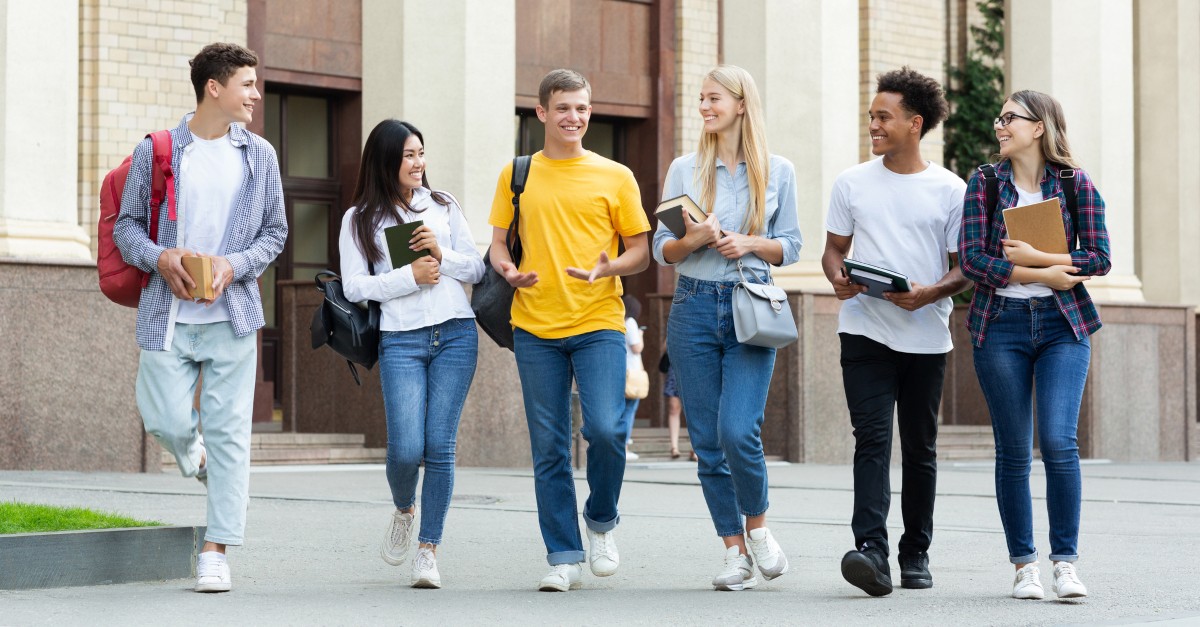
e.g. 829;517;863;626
78;0;247;256
858;0;947;165
674;0;720;156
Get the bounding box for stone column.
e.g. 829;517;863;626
362;0;515;245
1007;0;1143;302
722;0;860;291
1133;0;1200;305
0;1;90;260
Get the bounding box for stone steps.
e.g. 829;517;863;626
161;432;386;471
936;424;994;461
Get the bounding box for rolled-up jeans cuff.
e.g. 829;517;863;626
584;512;619;533
718;528;745;538
547;550;585;566
1009;551;1038;565
1048;553;1078;563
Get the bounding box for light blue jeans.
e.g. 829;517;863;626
973;295;1089;564
137;322;256;545
378;318;478;546
667;275;775;537
514;327;627;565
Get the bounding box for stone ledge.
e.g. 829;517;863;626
0;525;204;590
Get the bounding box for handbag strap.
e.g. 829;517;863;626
507;155;532;265
735;258;773;285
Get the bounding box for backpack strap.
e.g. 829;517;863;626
506;155;532;265
147;130;175;221
1059;168;1078;251
978;164;999;215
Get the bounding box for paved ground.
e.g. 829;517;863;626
1;459;1199;626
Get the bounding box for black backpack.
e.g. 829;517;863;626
979;163;1078;250
310;268;381;385
471;155;532;351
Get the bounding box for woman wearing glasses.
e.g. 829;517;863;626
958;91;1111;600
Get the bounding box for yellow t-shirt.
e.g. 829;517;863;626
489;151;650;339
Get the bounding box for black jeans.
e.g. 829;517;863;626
839;333;946;557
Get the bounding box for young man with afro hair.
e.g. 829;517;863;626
821;67;971;596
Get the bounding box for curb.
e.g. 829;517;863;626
0;525;204;590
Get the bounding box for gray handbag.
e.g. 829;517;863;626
732;260;798;348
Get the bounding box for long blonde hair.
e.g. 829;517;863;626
694;65;770;235
1007;90;1081;170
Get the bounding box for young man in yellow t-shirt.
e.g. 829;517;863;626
488;69;651;592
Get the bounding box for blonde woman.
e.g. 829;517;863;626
959;90;1110;600
652;65;802;591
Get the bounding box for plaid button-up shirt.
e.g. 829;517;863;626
957;160;1111;347
114;115;287;351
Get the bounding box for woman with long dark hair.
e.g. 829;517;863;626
339;119;485;588
959;90;1111;600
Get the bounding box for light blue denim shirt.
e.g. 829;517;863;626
653;152;803;281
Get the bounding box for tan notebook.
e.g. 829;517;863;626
1002;198;1068;254
181;256;215;300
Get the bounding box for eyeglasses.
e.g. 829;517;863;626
993;112;1039;127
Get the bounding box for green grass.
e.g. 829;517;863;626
0;502;164;534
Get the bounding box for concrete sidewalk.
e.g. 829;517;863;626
1;460;1198;626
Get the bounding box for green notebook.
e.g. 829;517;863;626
384;220;432;268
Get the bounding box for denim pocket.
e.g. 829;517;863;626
672;283;694;305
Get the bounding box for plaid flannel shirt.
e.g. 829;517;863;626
113;114;287;350
957;160;1111;347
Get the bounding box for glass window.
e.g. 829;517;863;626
264;93;281;156
292;201;330;266
285;96;330;178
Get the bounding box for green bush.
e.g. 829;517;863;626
944;0;1005;181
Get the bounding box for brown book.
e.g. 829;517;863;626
1002;199;1069;254
181;256;215;300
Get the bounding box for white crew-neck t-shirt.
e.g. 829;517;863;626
176;131;244;324
826;157;967;354
995;185;1053;298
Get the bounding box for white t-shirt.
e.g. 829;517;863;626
826;158;966;354
625;317;643;371
995;186;1053;298
176;131;244;324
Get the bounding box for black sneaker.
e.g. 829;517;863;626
898;551;933;589
841;544;892;596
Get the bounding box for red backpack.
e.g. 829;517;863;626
97;131;176;307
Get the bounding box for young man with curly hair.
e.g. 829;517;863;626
821;67;971;596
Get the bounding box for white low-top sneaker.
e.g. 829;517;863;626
1052;562;1088;599
538;563;582;592
195;551;231;593
586;527;619;577
1012;563;1045;600
712;545;758;591
382;508;416;566
747;527;789;580
411;547;441;589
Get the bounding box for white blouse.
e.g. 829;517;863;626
339;187;486;331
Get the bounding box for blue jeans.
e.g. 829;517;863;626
514;327;626;565
378;318;478;546
137;322;256;546
973;295;1089;564
667;275;775;537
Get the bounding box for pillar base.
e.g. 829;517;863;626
1086;273;1145;303
0;219;91;261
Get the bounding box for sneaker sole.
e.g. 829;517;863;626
412;578;442;589
195;582;231;593
713;576;759;591
538;581;582;592
758;556;789;580
841;554;893;597
589;561;618;577
900;576;933;589
1013;590;1045;600
1055;588;1087;599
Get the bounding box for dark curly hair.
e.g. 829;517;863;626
876;66;948;138
189;43;259;103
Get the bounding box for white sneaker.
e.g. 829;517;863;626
1053;562;1088;599
411;547;441;589
381;508;416;566
712;545;758;591
747;527;789;580
1012;563;1045;600
538;563;583;592
625;449;640;461
586;527;619;576
195;551;231;593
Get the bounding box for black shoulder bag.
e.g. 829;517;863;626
310;265;382;385
471;155;532;351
